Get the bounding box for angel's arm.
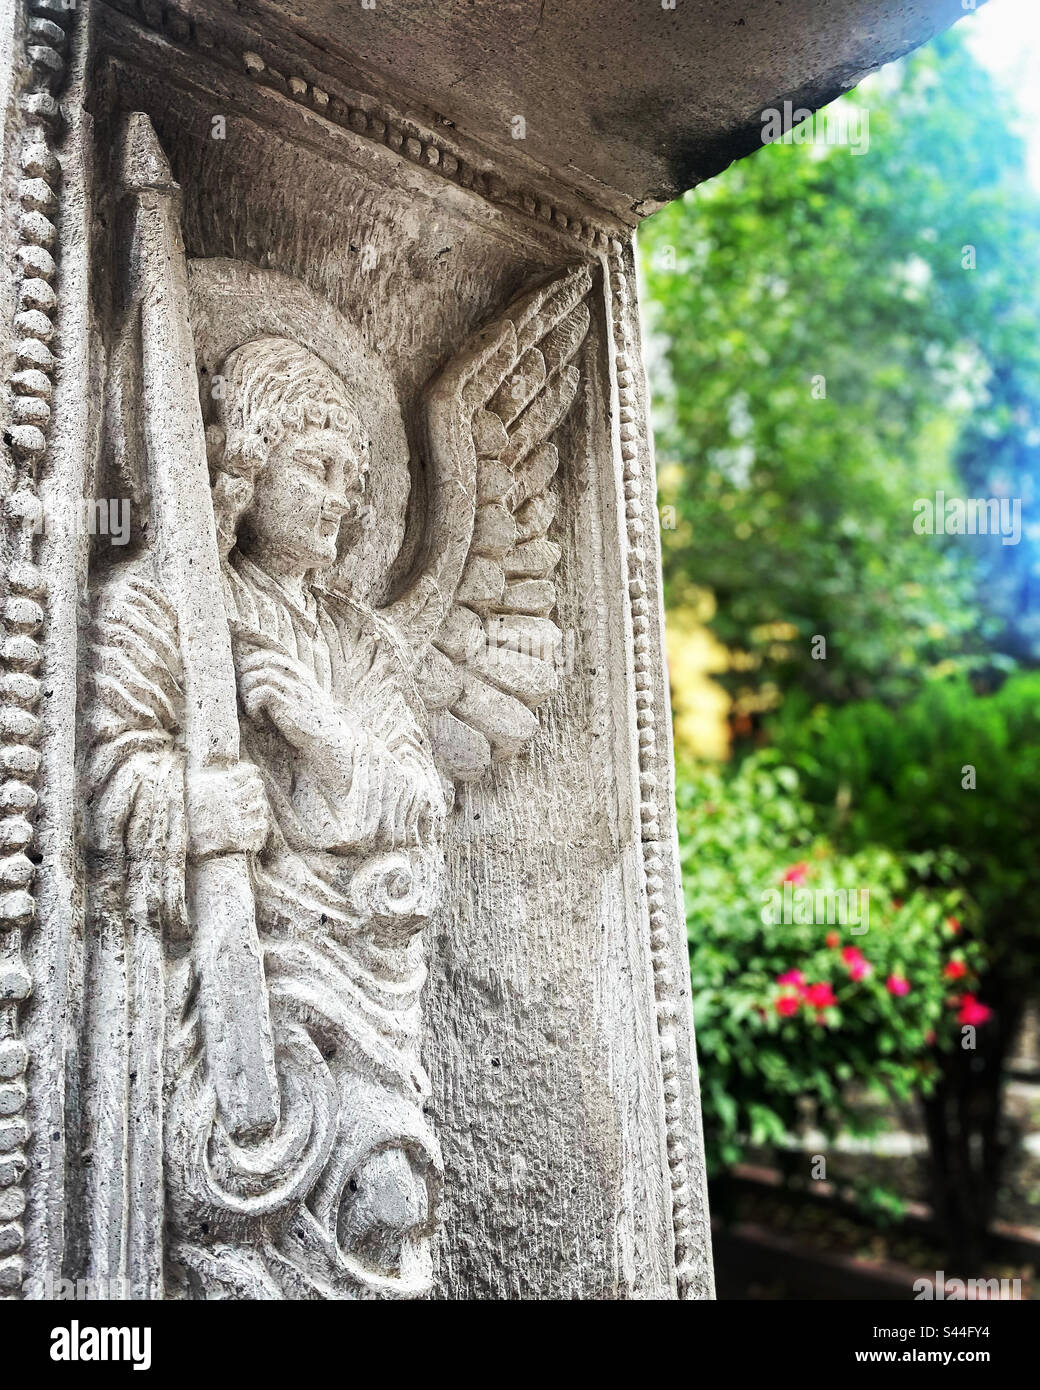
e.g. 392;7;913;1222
234;631;442;848
85;567;190;932
86;568;268;928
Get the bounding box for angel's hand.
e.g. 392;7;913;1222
420;785;447;843
392;768;446;847
187;762;269;861
237;647;354;754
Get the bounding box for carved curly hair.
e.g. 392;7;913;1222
204;336;366;556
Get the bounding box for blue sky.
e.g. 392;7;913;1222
965;0;1040;188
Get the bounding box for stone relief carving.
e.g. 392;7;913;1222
79;112;591;1299
0;0;77;1303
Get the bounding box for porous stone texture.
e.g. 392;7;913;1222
0;0;967;1300
229;0;973;217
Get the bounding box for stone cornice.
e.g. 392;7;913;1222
97;0;629;248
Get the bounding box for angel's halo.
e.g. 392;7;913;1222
188;257;410;608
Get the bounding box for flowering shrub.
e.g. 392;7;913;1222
766;673;1039;1259
677;754;987;1171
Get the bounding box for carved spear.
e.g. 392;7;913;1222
118;113;279;1137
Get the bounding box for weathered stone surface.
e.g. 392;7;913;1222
0;0;968;1301
236;0;974;216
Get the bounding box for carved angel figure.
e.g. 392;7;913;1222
80;114;591;1304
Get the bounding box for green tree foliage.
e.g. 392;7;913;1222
770;671;1040;974
643;29;1040;1263
639;32;1040;704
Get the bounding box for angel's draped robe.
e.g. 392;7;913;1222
82;548;445;1299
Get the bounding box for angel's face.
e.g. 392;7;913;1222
242;422;370;577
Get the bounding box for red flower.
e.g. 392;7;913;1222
957;994;992;1027
777;969;806;988
804;982;837;1009
775;994;801;1017
886;974;910;997
825;930;841;948
781;861;809;886
943;959;968;981
840;945;872;979
924;1029;936;1046
946;916;961;935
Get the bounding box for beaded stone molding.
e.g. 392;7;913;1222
100;0;623;248
0;0;74;1299
606;241;701;1301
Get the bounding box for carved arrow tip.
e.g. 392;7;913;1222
118;111;179;196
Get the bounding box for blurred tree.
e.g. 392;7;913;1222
954;362;1040;659
639;31;1040;714
771;671;1040;1267
642;28;1040;1270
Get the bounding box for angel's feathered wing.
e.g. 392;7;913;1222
383;266;593;786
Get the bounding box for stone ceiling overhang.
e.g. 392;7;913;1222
241;0;978;221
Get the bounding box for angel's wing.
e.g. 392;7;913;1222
383;266;592;785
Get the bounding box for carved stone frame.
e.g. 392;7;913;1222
2;0;713;1300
